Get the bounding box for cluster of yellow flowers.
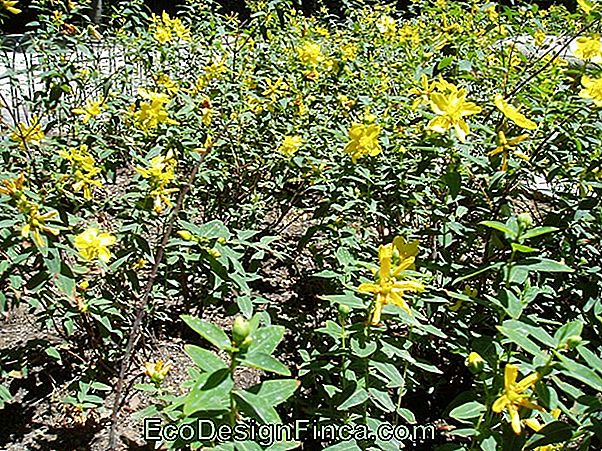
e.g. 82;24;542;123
358;237;425;326
9;116;45;149
150;12;190;44
59;144;103;200
131;88;177;131
135;149;178;214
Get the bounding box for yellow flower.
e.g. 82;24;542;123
262;77;288;103
21;205;59;247
135;150;176;185
398;24;420;46
485;4;498;22
340;42;358;61
427;89;481;142
488;131;530;172
74;227;116;263
408;74;440;108
523;408;561;433
297;41;324;67
492;364;544;435
494;94;538;130
279;135;303;156
143;360;171;385
135;150;178;214
59;144;97;173
358;241;425;325
579;75;602;107
0;173;26;197
132;89;177;130
577;0;596;15
344;123;382;162
72;169;103;200
1;0;21;14
10;116;44;149
72;99;103;123
573;35;602;63
154;73;179;95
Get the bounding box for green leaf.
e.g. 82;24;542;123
480;220;517;238
45;346;62;364
264;441;302;451
233;389;281;424
515;258;573;273
0;383;12;408
524;421;573;450
577;347;602;374
554;320;583;347
181;315;232;350
248;326;285;355
184;345;228;373
234;442;263;451
370;361;404;388
316;320;343;340
322;441;361;451
511;243;537;253
183;369;234;415
350;337;377;358
241;353;290;376
497;325;542;356
320;292;367;310
449;401;486;421
368;388;396;412
557;355;602;391
339;387;369;410
521;227;559;240
257;379;300;406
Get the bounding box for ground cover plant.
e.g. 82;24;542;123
1;0;602;449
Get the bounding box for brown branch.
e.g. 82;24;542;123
107;150;207;450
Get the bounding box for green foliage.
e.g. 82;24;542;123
0;0;601;449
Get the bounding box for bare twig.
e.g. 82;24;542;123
107;151;207;450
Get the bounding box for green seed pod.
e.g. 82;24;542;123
232;316;251;344
566;335;582;349
517;212;533;229
338;304;351;317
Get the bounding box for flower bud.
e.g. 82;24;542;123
232;316;251;344
566;335;582;349
177;230;194;241
465;352;485;373
239;336;253;350
517;212;533;229
338;304;351;317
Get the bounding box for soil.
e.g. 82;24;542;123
0;210;323;451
